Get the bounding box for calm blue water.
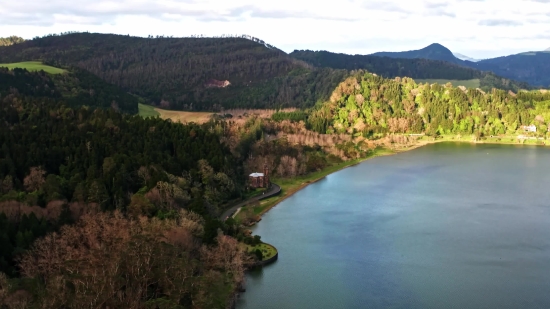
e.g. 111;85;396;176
236;143;550;309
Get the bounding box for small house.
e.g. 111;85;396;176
249;164;270;188
521;125;537;133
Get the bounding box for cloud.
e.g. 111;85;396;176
362;1;412;14
0;0;548;59
479;19;523;26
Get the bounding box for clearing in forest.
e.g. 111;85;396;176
0;61;66;74
138;103;213;124
414;79;481;88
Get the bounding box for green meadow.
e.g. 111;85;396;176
0;61;66;74
415;78;481;88
138;103;160;118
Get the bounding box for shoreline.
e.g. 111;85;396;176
244;136;549;224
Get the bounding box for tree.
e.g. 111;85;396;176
23;167;46;192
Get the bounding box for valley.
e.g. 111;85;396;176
1;31;550;309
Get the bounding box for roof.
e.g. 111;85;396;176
249;173;264;177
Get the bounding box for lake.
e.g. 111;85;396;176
236;143;550;309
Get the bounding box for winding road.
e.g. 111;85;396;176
220;183;281;220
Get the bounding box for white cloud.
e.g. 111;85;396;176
0;0;548;58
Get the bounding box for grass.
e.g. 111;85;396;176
138;103;160;118
247;243;277;260
0;61;66;74
415;79;480;88
138;103;213;123
418;134;550;146
235;148;394;222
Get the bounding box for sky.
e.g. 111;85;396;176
0;0;549;59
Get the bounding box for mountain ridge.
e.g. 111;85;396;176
371;43;463;65
368;43;550;87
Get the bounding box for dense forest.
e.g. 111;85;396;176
0;63;379;307
290;50;530;92
3;32;534;112
307;71;550;137
0;32;347;111
0;74;267;307
0;67;138;113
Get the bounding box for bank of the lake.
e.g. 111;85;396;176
236;134;545;224
235;147;397;223
237;142;550;309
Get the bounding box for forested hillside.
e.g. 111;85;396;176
307;71;550;137
363;42;550;88
290;50;530;92
0;85;263;306
0;32;347;111
470;52;550;88
0;67;138;113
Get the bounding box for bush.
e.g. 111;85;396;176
254;249;263;261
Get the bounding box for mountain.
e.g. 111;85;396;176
371;43;464;66
470;52;550;87
453;53;481;62
368;43;550;88
545;47;550;51
290;50;529;92
0;32;346;111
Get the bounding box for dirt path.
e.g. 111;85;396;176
219;183;281;221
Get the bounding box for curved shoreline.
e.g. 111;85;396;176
248;137;549;222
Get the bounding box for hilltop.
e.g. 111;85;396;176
0;32;346;111
0;36;24;46
368;43;550;88
289;50;529;92
307;71;550;138
371;43;463;65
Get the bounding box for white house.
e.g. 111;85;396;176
521;125;537;133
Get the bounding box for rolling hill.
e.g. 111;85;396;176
368;43;550;88
0;32;347;111
371;43;463;65
289;50;529;92
469;52;550;88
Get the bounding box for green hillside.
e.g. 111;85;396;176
307;71;550;137
0;61;65;74
0;32;347;111
0;67;138;113
290;50;529;92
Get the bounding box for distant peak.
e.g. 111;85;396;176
545;47;550;51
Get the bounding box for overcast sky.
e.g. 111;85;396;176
0;0;549;59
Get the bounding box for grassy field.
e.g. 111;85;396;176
0;61;66;74
247;243;277;260
138;103;213;123
138;103;160;118
415;79;481;88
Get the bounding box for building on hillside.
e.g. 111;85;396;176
521;125;537;133
249;164;270;188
